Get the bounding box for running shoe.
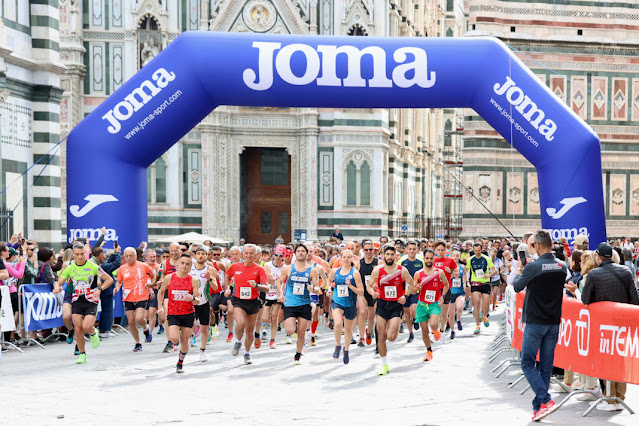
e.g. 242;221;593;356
90;329;100;349
457;320;463;331
310;336;317;347
366;332;373;345
432;329;441;342
74;344;80;356
176;363;184;374
210;325;219;338
483;317;490;327
144;328;152;343
200;350;207;362
350;338;357;345
66;328;74;344
226;332;234;342
414;322;420;331
445;324;451;332
343;350;350;364
207;332;214;344
532;400;558;421
357;339;365;348
399;323;405;334
374;348;379;358
194;325;200;338
407;333;415;343
423;350;433;362
244;353;252;365
158;324;165;334
133;343;143;352
232;341;242;356
254;336;261;349
328;320;334;330
450;330;456;340
190;336;197;347
173;344;179;351
333;346;341;359
285;335;292;344
473;326;480;335
76;353;87;364
292;332;298;338
163;342;173;353
261;329;268;341
270;340;277;349
294;353;301;365
378;364;389;375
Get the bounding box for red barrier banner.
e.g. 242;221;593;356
511;292;639;385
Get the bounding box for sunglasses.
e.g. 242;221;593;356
363;248;374;252
273;254;283;257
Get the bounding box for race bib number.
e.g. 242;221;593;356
293;282;305;296
474;269;485;279
384;286;397;299
269;284;277;293
336;285;348;298
199;287;206;300
172;290;189;301
123;288;131;299
239;286;252;300
425;290;436;303
452;278;462;288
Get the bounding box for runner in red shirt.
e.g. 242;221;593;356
408;249;449;362
366;244;414;376
159;242;181;353
225;244;269;365
157;254;200;374
432;240;457;337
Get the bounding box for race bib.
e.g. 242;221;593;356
384;286;397;299
364;275;371;286
474;269;485;279
336;285;348;298
293;282;305;296
269;284;277;293
239;286;252;300
172;290;189;301
123;288;131;299
425;290;436;303
452;278;462;288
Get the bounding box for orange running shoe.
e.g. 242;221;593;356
254;337;261;349
433;329;442;342
226;332;234;342
423;350;433;362
366;332;373;345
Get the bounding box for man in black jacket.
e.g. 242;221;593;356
514;229;568;421
581;242;639;411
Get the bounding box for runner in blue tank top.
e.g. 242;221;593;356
327;250;364;364
277;244;320;365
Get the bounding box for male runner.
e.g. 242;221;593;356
358;240;381;351
409;249;449;361
327;249;364;364
400;241;424;343
208;246;227;340
224;246;243;342
262;246;284;348
55;243;113;364
144;249;160;336
157;254;200;373
467;242;497;334
278;243;320;365
115;247;155;352
447;250;466;339
432;240;457;337
226;244;269;364
160;242;181;352
306;242;328;347
190;246;218;361
366;244;414;375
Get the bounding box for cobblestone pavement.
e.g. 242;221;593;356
1;307;636;425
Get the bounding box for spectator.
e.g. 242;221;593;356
331;228;344;241
36;247;56;284
275;235;284;245
514;229;567;421
574;234;589;251
90;245;122;338
581;243;639;411
1;244;23;342
621;248;636;286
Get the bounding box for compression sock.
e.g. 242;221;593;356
178;351;186;365
311;321;318;334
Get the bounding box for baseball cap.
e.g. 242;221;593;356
274;246;286;255
595;242;613;258
574;234;589;247
8;247;19;256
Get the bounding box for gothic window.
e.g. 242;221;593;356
360;161;371;206
347;23;368;36
346;161;357;205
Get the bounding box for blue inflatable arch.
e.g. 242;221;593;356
67;32;605;247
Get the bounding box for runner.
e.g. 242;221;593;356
226;244;269;365
251;245;270;349
54;243;113;364
408;249;449;361
144;249;160;336
157;254;200;373
489;247;504;310
399;241;424;343
358;240;381;352
327;249;364;364
432;240;457;338
277;243;320;365
224;246;243;343
306;242;328;348
366;244;414;375
467;242;497;334
189;246;218;362
207;246;227;342
160;242;181;352
446;249;466;339
262;246;285;349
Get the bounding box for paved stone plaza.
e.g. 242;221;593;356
1;309;636;425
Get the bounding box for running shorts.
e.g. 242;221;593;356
231;296;261;315
415;301;442;324
403;293;418;308
72;301;98;317
168;313;195;328
471;283;491;295
283;304;312;321
330;300;357;321
125;300;148;311
375;299;403;320
194;301;211;326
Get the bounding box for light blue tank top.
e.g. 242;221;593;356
332;267;357;308
284;265;312;307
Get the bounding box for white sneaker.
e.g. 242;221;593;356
550;383;571;393
200;350;207;362
595;401;619;412
98;332;111;338
285;335;292;344
577;387;602;401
